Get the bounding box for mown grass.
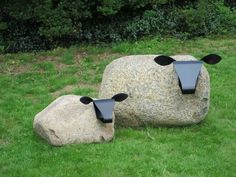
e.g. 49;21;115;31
0;36;236;177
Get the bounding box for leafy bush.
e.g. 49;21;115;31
0;0;235;53
215;2;236;34
170;1;236;38
124;10;166;40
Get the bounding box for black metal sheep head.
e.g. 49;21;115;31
154;54;222;94
80;93;128;123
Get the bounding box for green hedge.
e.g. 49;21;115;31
0;0;235;53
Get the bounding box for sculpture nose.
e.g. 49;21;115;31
93;99;115;123
174;61;203;94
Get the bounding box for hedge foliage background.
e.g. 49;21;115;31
0;0;235;53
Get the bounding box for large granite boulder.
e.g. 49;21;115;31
99;55;210;126
33;95;114;146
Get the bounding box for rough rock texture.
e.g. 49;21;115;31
99;55;210;126
33;95;114;146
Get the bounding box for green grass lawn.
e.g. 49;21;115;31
0;36;236;177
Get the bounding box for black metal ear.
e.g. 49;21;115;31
111;93;128;102
154;55;176;66
80;96;93;104
201;54;222;65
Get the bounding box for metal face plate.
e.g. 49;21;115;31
93;99;115;123
174;61;203;94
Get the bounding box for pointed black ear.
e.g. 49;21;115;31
201;54;222;65
80;96;93;104
112;93;128;102
154;55;176;66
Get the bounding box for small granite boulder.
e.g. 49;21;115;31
33;95;114;146
99;55;210;126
